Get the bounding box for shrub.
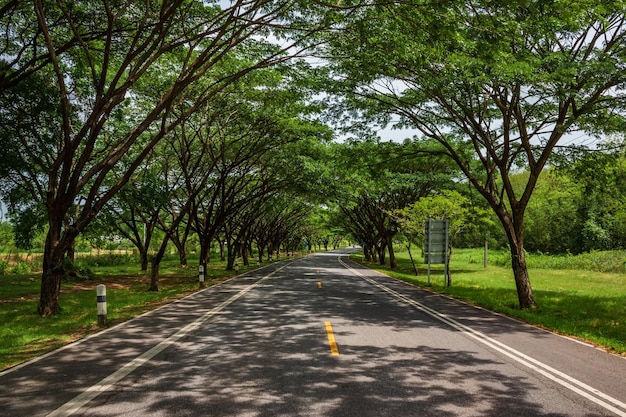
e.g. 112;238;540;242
78;252;139;267
13;262;31;274
526;250;626;273
0;260;8;275
490;251;512;267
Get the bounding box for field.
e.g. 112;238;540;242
0;253;252;371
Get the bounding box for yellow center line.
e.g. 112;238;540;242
317;281;322;288
324;321;339;356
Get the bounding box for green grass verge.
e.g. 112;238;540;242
352;248;626;356
3;249;624;372
0;254;262;372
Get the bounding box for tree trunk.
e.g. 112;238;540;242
386;233;396;269
445;244;453;287
171;235;187;267
510;243;536;309
38;246;65;317
377;243;386;265
140;225;154;271
227;251;235;270
199;239;211;268
256;243;264;263
363;244;372;262
500;211;536;309
140;250;149;272
406;243;418;276
172;221;190;267
242;245;249;266
149;261;160;292
66;242;75;263
38;216;70;317
38;267;64;316
179;248;187;266
149;233;171;292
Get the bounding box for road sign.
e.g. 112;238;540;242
424;218;449;287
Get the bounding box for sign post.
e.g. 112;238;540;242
424;219;450;287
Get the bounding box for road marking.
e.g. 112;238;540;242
325;321;339;356
338;256;626;417
318;281;323;288
46;262;293;417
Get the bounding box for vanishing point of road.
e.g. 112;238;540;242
1;249;625;416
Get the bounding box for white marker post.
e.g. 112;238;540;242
96;284;107;326
198;264;205;287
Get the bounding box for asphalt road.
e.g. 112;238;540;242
1;249;625;416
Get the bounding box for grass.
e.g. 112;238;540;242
352;248;626;356
2;248;625;372
0;254;261;372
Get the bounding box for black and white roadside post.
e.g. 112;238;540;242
235;259;239;273
199;264;205;288
96;284;107;326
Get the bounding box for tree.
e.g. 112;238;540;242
555;142;626;252
512;170;582;254
1;1;322;316
321;1;626;308
97;164;171;271
331;138;458;268
394;190;476;285
0;68;59;251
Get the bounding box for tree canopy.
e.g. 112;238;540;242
0;0;333;316
3;1;626;315
315;0;626;308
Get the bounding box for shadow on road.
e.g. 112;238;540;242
0;254;605;416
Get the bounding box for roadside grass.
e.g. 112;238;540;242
352;248;626;356
3;248;624;372
0;254;259;372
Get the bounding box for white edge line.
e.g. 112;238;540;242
45;261;294;417
338;256;626;417
0;261;286;378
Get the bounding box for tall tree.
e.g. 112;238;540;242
331;138;457;268
321;0;626;308
96;161;171;271
394;190;475;286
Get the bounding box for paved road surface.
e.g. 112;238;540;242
1;249;625;416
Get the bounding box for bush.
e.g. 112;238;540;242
490;251;512;267
13;262;31;274
527;250;626;273
0;260;8;275
65;262;94;281
78;252;139;267
62;257;95;281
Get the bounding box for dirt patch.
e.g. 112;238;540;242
61;280;137;293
